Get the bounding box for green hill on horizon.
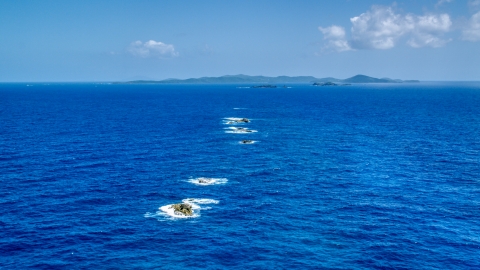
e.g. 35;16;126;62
120;74;419;84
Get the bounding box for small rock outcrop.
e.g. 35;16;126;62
251;85;277;88
313;82;337;86
171;203;193;216
226;118;250;124
198;178;214;184
237;128;253;133
236;118;250;123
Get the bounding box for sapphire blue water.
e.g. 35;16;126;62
1;82;479;269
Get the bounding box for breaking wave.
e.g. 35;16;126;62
187;177;228;186
223;117;251;125
144;198;219;219
182;198;219;205
239;140;257;144
224;127;257;134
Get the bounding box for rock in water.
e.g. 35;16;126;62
171;203;193;216
198;178;213;184
313;82;337;86
236;127;252;132
238;118;250;123
241;140;254;144
251;85;277;88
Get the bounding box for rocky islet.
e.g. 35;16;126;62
171;203;193;216
157;114;257;219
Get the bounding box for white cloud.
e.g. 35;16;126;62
415;14;452;32
319;25;346;39
318;5;452;52
462;11;480;41
408;14;452;47
128;40;178;58
407;34;450;47
318;25;352;51
469;0;480;8
436;0;453;7
349;6;414;49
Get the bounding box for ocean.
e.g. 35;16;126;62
1;82;479;269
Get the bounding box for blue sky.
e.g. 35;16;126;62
1;0;479;81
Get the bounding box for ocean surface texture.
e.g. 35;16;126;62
1;83;479;269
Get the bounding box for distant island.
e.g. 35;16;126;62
313;82;351;86
251;84;277;88
118;74;419;84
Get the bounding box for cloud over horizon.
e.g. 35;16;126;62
462;11;480;41
318;25;352;51
128;40;178;58
407;13;452;47
319;5;452;52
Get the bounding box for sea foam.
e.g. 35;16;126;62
239;140;257;144
223;117;251;125
145;198;219;219
224;127;257;134
187;177;228;186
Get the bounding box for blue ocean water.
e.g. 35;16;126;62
1;82;480;269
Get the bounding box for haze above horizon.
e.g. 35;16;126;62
1;0;479;82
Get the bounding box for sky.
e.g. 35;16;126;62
0;0;479;82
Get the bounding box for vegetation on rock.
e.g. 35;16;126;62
171;203;193;216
